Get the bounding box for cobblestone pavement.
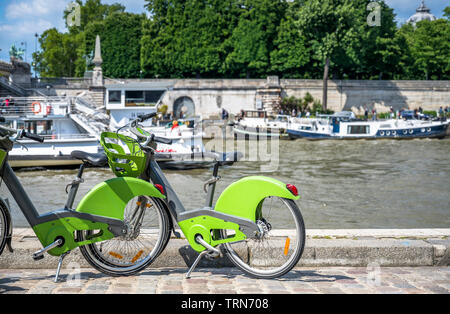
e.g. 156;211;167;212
0;267;448;294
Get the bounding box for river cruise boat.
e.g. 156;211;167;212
105;85;239;169
287;112;448;140
233;110;291;139
1;97;100;167
115;118;240;170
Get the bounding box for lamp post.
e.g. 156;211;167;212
34;33;38;78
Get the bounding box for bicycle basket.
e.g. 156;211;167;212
100;132;147;178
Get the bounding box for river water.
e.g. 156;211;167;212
3;138;450;229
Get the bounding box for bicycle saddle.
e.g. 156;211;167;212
71;150;108;167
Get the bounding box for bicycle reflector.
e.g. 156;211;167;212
154;184;165;195
286;184;298;196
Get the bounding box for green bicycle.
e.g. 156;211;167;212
93;113;306;279
0;113;305;281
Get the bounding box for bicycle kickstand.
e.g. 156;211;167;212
185;251;208;279
54;251;70;283
185;235;221;279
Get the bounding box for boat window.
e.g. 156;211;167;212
380;124;391;129
145;91;165;104
108;90;121;104
19;120;53;135
245;111;266;118
125;90;165;107
347;125;370;134
125;91;145;106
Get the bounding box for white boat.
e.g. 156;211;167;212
287;111;448;140
1;97;101;167
233;110;291;139
139;118;216;169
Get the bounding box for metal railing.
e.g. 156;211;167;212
0;96;72;117
0;77;27;96
16;133;97;142
30;77;91;88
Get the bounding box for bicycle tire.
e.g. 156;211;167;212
0;201;9;256
221;198;305;279
77;197;171;276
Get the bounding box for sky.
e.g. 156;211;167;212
0;0;448;70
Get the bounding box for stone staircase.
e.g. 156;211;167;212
88;87;105;108
0;76;28;97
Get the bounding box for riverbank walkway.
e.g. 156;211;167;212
0;266;448;294
1;228;448;294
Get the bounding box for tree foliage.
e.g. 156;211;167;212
34;0;450;80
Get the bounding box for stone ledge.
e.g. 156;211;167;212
1;229;448;269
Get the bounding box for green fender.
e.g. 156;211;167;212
76;177;165;220
214;176;299;222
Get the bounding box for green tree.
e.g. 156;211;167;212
398;13;450;80
294;0;363;109
84;13;145;78
269;6;311;78
33;28;81;77
64;0;125;33
443;6;450;19
410;19;449;80
223;0;287;78
142;0;241;78
35;0;142;78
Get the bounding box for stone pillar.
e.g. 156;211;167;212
91;35;104;87
89;35;105;108
256;76;282;115
10;57;31;88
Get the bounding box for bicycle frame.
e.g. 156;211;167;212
0;159;127;257
137;151;298;253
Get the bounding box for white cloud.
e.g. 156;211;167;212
0;0;148;64
0;19;54;39
5;0;67;21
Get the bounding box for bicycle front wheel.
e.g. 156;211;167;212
77;196;171;276
221;197;305;279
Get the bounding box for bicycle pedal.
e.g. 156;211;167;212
32;238;63;262
33;254;44;261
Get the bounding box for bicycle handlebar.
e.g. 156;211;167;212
0;122;45;143
137;112;157;122
153;135;173;145
129;116;173;146
22;131;45;143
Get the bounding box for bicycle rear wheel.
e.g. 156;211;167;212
221;197;305;279
77;196;170;276
0;201;8;256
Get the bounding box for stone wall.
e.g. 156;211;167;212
161;79;265;118
163;78;450;117
23;77;450;117
282;80;450;115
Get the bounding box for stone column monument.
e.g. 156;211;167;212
89;35;105;107
92;35;104;87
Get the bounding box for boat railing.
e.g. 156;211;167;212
0;96;72;117
30;77;91;88
19;133;96;141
